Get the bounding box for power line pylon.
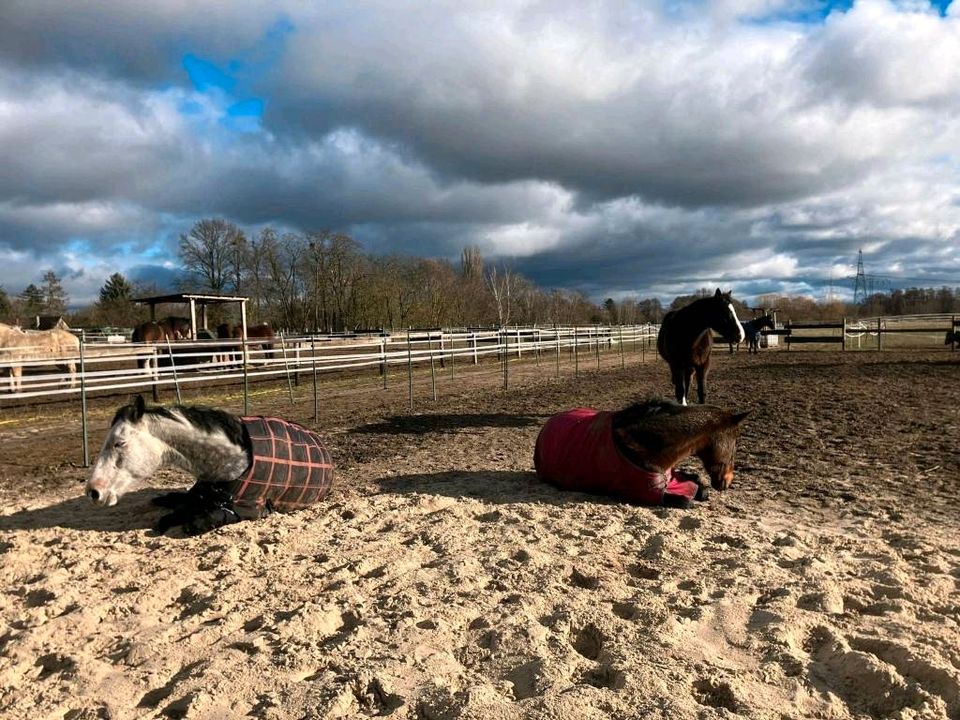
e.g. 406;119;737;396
853;249;868;304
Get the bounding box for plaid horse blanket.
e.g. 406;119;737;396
534;408;699;506
227;417;334;518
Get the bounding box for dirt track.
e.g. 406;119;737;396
1;349;959;719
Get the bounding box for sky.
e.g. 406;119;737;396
1;0;959;308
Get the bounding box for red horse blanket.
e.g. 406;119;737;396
229;417;334;518
534;408;699;505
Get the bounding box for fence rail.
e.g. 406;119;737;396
0;324;661;405
764;314;960;351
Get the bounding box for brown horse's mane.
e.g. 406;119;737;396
611;398;734;468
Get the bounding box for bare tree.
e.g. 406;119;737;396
485;263;522;326
179;218;246;293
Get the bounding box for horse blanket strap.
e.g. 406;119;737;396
229;417;334;517
534;408;699;506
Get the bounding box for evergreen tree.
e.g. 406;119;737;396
19;283;44;317
99;273;134;303
41;270;68;314
0;285;10;320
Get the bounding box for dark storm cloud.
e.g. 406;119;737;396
0;0;958;306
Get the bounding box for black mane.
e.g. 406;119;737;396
112;400;248;449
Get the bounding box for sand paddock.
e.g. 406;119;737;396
1;350;959;719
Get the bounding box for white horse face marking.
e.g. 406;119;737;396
727;302;745;343
86;419;166;506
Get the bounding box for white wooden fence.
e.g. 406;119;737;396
0;325;660;403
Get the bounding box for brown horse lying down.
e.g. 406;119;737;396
534;398;750;508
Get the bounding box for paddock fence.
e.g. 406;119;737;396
752;313;960;351
0;325;665;461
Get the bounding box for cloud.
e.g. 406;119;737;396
0;0;958;308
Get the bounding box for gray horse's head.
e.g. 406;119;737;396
86;395;167;506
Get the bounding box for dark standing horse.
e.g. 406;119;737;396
657;289;745;405
728;314;775;354
945;330;960;347
534;398;751;508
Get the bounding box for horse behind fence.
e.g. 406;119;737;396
0;322;80;393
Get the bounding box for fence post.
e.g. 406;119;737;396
280;331;294;405
595;325;601;369
242;337;249;415
786;320;792;351
450;332;456;378
842;317;846;351
165;337;182;405
574;327;579;377
555;329;560;378
381;337;388;389
619;326;625;369
472;332;478;364
430;353;438;401
407;329;413;412
151;344;160;403
503;330;509;390
79;332;89;467
877;317;882;351
953;315;957;351
312;336;319;420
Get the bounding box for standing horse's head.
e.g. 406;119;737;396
696;409;752;490
710;288;745;344
86;395;168;506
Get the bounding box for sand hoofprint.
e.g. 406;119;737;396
1;351;959;719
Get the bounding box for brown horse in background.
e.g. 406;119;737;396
216;322;276;364
657;289;745;405
131;316;193;374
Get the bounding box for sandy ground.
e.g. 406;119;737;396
1;349;959;720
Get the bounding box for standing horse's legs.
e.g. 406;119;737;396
670;367;688;405
695;364;707;404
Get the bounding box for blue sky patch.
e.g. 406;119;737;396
182;54;236;93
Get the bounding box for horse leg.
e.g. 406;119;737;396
68;361;76;388
670;367;687;404
695;364;707;404
153;484;242;535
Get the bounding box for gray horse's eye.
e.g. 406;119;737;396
114;440;126;449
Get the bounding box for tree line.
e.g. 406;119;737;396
1;219;958;331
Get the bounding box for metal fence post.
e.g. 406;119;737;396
503;329;509;390
877;317;882;351
279;331;294;405
242;337;249;415
165;337;182;405
595;325;600;369
79;332;89;467
619;326;624;369
312;336;319;420
574;326;579;377
555;329;560;378
407;329;413;412
431;353;437;401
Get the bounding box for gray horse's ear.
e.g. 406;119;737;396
132;394;146;421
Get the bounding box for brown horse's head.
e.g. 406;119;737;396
612;399;751;491
695;409;751;489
